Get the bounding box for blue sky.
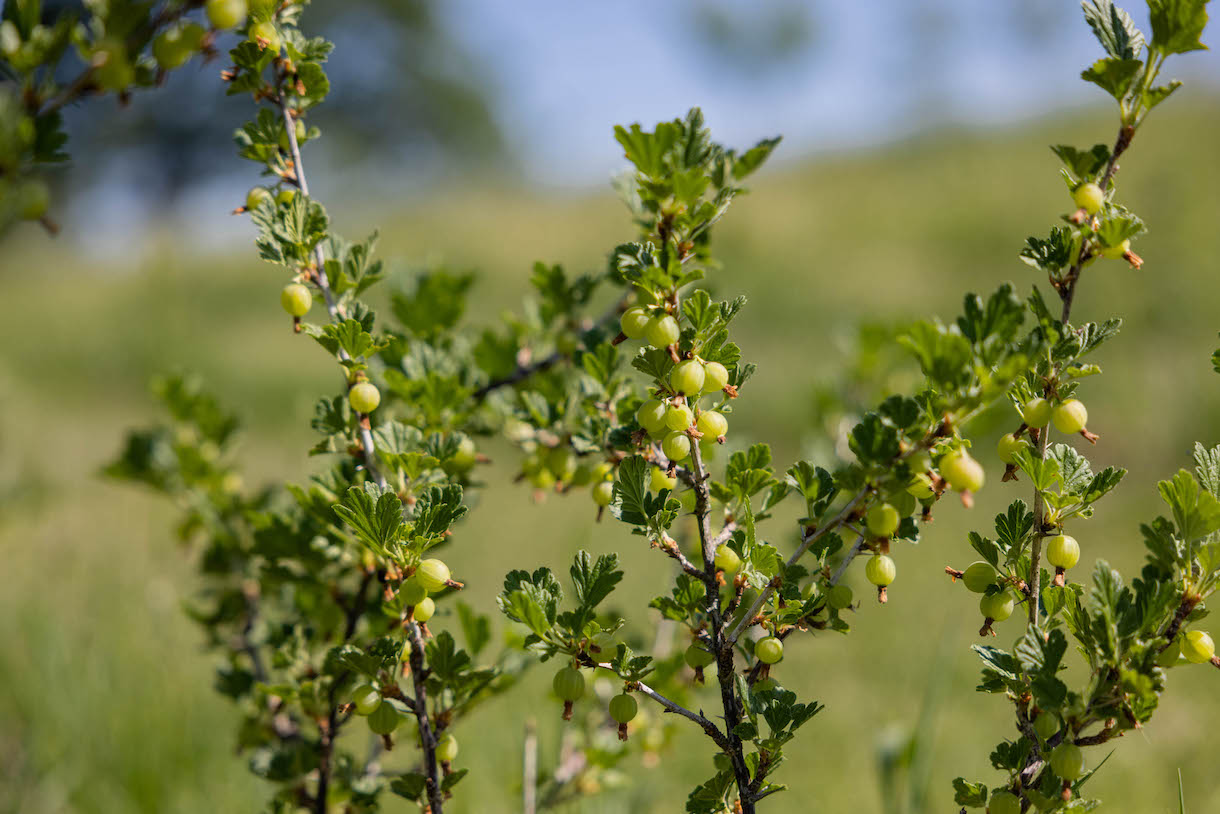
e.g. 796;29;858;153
437;0;1218;185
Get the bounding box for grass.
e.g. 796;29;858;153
2;99;1220;813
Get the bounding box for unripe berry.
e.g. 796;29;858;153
401;577;428;605
276;187;296;206
352;684;380;716
608;693;638;724
1073;182;1105;215
416;559;450;592
703;361;729;392
367;700;399;735
592;462;614;482
205;0;248;29
1181;630;1215;664
1050;742;1084;780
153;24;202;69
961;562;997;593
530;469;556;490
685;644;715;669
1052;399;1088;435
414;597;436;622
246;186;272;212
552;667;585;701
1021;397;1052;428
755;636;784;664
448;437;477;472
17;179;49;220
827;583;853;609
1033;711;1061;741
866;503;900;537
714;545;741;573
980;591;1015;622
865;554;896;587
665;403;694;431
348;381;381;413
988;791;1021;814
940;449;985;493
280;283;312;317
696;410;727;439
279;118;306;152
906;474;934;499
92;40;133;91
547;446;576;479
1045;535;1080;570
996;433;1028;464
1100;238;1130;260
248;20;281;52
662;431;691;462
592;480;614;507
636;399;668;435
436;733;459;762
650;467;677;492
671;359;705;395
620;306;651;338
645;314;680;348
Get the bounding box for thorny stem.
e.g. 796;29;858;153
275;88;386;490
727;491;868;644
1030;124;1136;624
688;438;756;813
406;620;445;814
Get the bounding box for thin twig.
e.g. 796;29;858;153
726;491;867;644
276;91;386;490
523;719;538;814
405;620;445;814
688;439;756;814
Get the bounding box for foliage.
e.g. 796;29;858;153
4;0;1214;812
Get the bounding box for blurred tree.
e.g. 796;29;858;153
15;0;504;203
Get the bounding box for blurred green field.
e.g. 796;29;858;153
3;100;1220;813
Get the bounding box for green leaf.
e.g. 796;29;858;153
1148;0;1210;55
953;777;988;807
391;269;473;339
570;550;623;613
731;136;782;179
333;483;404;555
848;412;901;465
1021;227;1076;273
1158;469;1220;541
631;347;675;384
612;455;650;525
1081;57;1144;99
1051;144;1112;180
995;500;1034;554
498;568;562;637
1082;0;1146;58
1192;442;1220;496
455;602;491;657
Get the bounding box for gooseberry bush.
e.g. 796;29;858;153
5;0;1217;812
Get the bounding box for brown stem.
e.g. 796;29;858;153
688;440;755;813
406;621;445;814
